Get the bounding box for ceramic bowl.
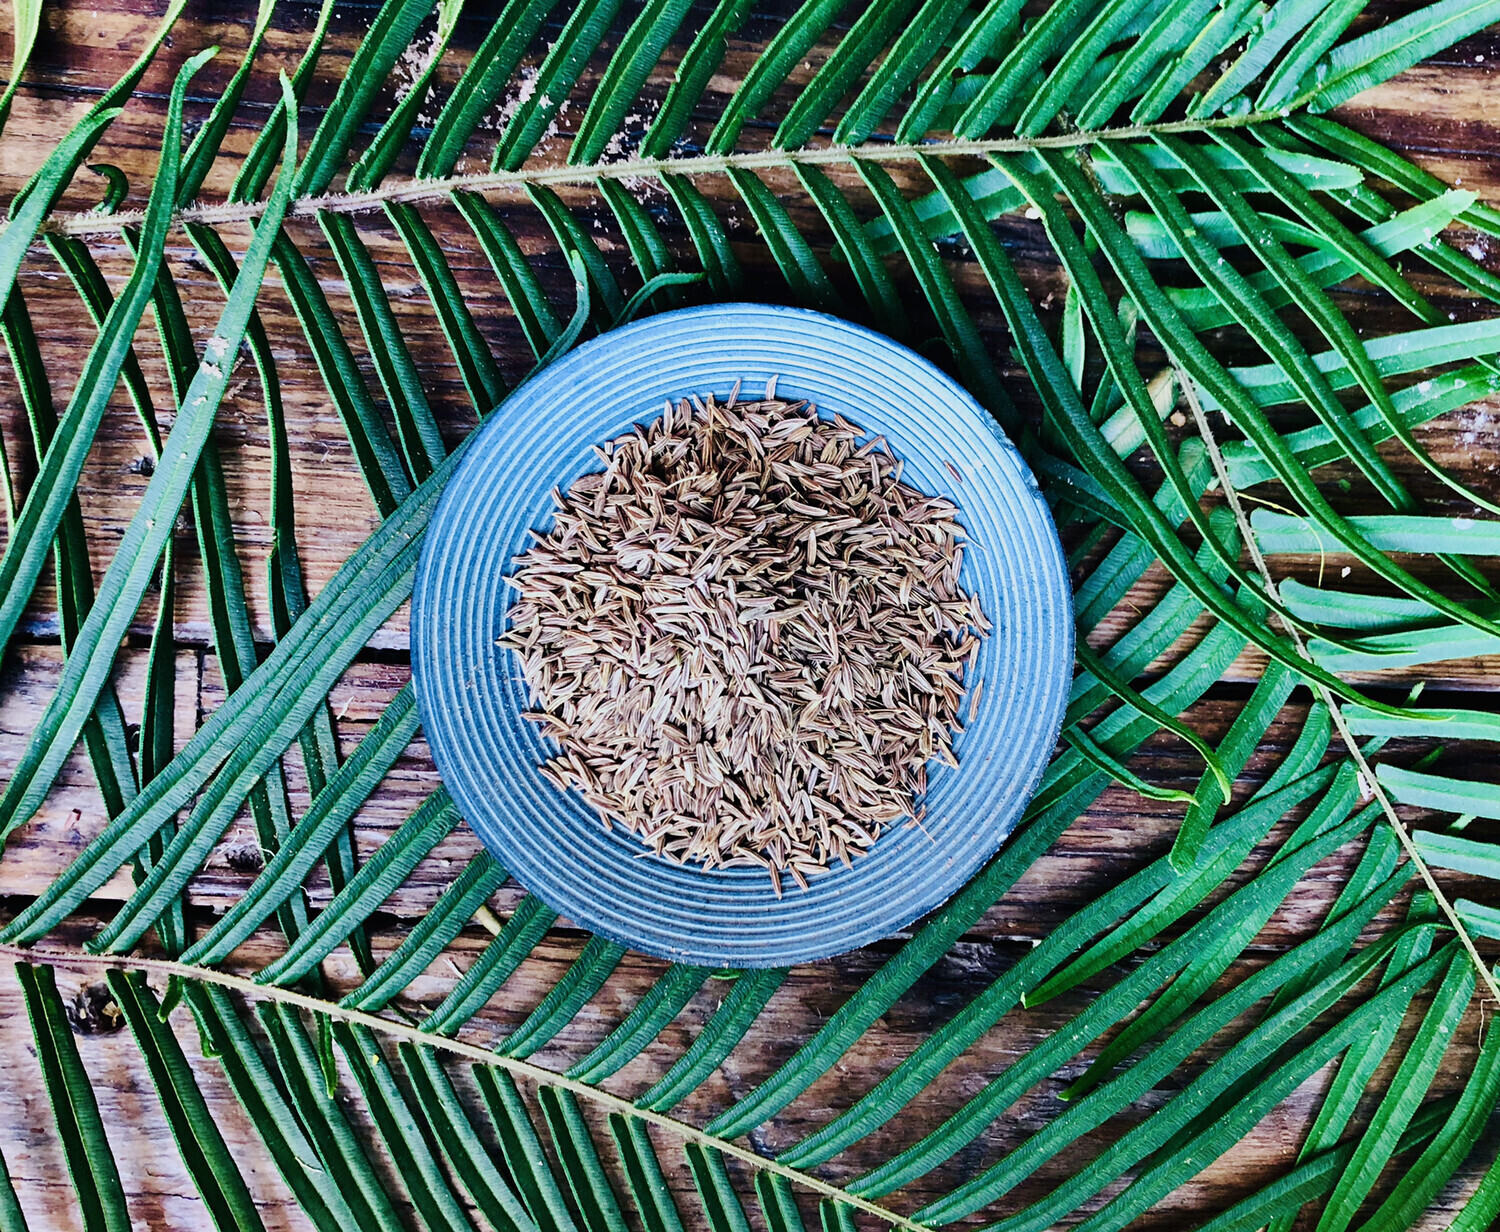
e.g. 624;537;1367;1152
412;304;1071;967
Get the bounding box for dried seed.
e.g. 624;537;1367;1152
500;389;988;889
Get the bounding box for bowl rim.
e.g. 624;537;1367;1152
412;302;1073;966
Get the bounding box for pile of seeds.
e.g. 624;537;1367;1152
501;382;989;893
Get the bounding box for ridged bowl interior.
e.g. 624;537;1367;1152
412;304;1072;967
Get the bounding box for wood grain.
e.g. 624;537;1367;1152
2;1;1500;1230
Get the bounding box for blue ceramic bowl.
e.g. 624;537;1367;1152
412;304;1071;967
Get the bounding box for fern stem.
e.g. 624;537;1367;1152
1176;364;1500;1009
0;941;933;1232
23;111;1286;241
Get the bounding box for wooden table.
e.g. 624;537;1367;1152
2;1;1500;1228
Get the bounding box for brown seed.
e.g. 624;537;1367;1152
500;389;989;891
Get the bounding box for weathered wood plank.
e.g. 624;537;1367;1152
12;647;1489;955
0;643;200;904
